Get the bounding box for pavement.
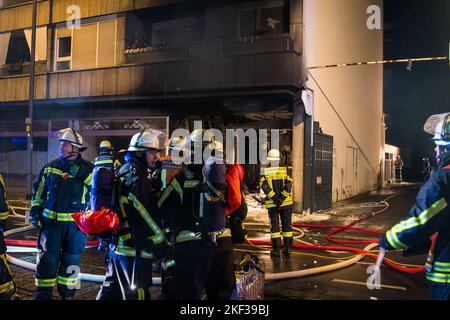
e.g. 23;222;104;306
3;182;430;300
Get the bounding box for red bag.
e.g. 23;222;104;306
71;208;120;236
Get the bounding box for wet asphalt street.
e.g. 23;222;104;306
4;183;430;300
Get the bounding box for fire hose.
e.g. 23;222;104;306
3;226;162;285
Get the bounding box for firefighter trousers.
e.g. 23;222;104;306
429;283;450;300
205;237;236;300
174;239;213;300
34;221;87;300
268;208;293;238
96;251;153;300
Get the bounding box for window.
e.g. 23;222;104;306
55;29;72;71
55;20;116;71
58;37;72;58
5;30;30;65
239;5;287;37
152;18;194;48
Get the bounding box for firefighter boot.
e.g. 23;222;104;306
283;237;293;259
270;238;281;258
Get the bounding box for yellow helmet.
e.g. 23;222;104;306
99;140;113;150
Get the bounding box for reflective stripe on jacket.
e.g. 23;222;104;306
259;167;293;209
30;156;94;222
379;154;450;284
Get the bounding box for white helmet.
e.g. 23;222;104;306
128;129;163;152
167;136;185;151
58;128;87;152
267;149;281;161
424;113;450;147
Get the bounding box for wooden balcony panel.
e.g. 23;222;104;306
49;73;58;98
130;65;145;95
119;0;134;12
0;1;50;32
35;75;47;100
14;76;29;101
254;54;275;87
68;72;80;97
79;71;92;97
5;78;16;101
57;73;70;98
117;67;131;95
103;69;118;96
91;69;105;96
221;55;256;89
143;64;161;93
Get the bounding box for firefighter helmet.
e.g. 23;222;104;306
99;140;113;150
167;136;185;151
267;149;281;161
424;113;450;147
58;128;87;152
128;129;163;152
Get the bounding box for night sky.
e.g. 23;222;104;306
384;0;450;179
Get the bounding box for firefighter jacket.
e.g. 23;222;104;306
30;156;94;223
0;174;8;229
93;153;115;170
379;152;450;285
259;166;293;210
158;160;229;244
202;157;227;234
158;164;204;244
113;161;166;259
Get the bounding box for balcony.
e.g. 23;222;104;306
0;34;301;103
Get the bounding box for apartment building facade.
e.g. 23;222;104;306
0;0;383;213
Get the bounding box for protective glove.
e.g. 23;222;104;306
30;214;41;228
29;208;42;228
273;197;283;208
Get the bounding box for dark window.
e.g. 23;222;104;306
58;37;72;58
239;5;287;37
5;30;30;65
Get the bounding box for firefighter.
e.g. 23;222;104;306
157;136;184;300
259;149;294;259
93;140;115;170
204;140;235;300
379;112;450;300
30;128;94;300
394;155;404;182
96;129;167;300
0;173;16;300
158;130;226;300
